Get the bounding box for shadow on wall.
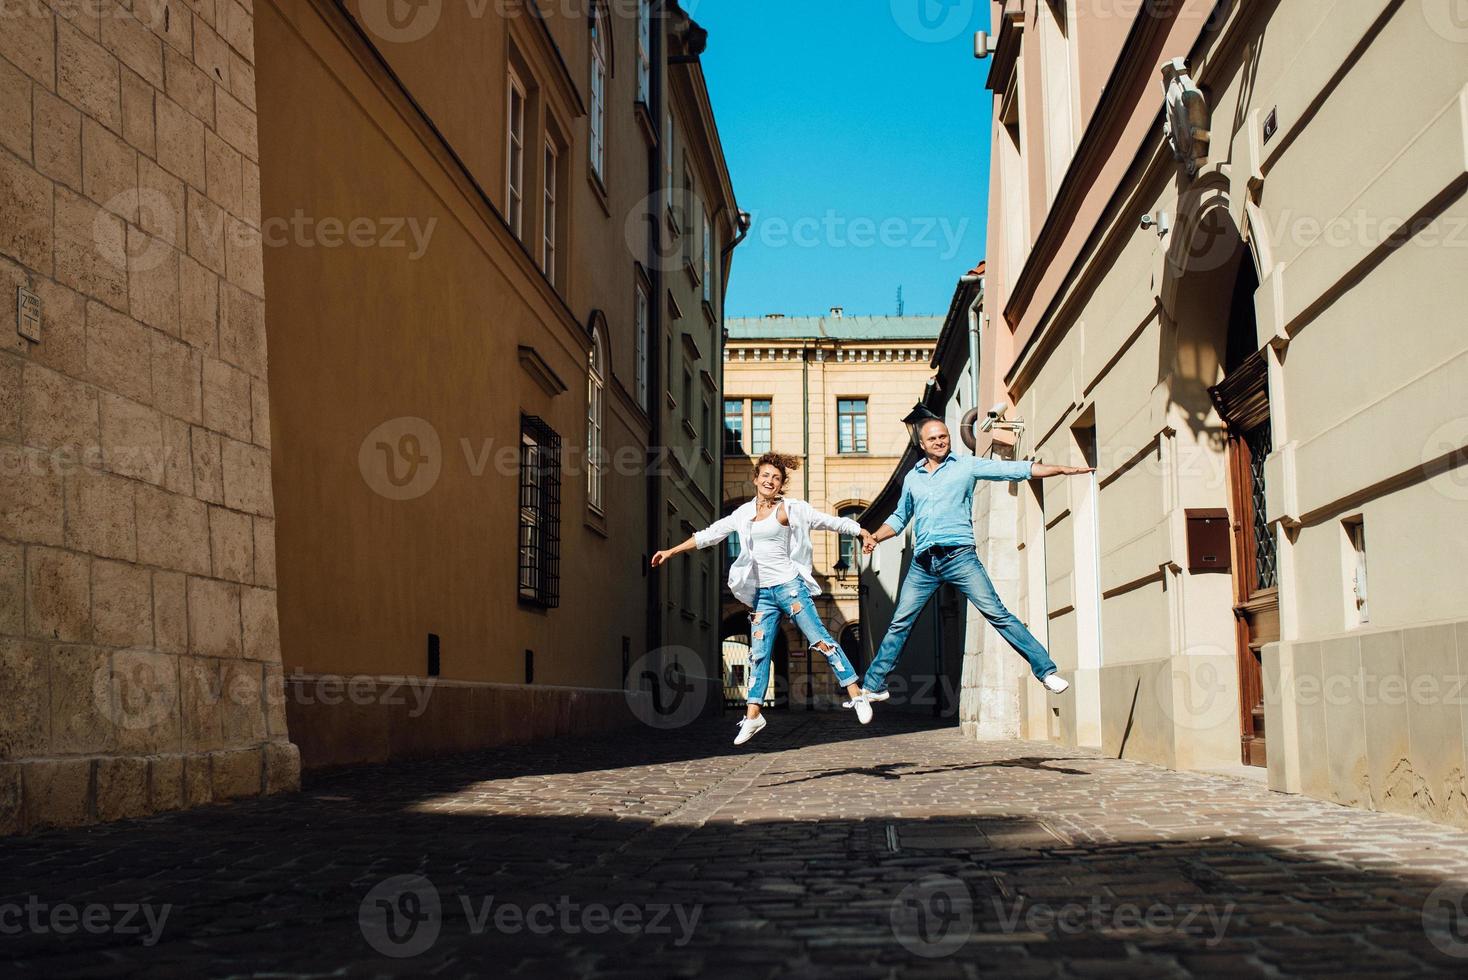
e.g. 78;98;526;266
1157;178;1249;455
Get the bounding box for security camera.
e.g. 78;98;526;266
988;402;1007;417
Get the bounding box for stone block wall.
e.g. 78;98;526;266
0;0;298;834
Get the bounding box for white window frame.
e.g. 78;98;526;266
702;208;713;303
542;138;558;283
587;327;605;512
635;281;650;411
589;8;608;183
507;67;527;240
636;0;651;105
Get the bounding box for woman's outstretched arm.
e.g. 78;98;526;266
650;535;698;568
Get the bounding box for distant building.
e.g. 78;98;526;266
720;313;941;710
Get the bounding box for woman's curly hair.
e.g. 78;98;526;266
752;452;802;486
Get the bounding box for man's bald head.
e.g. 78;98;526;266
917;418;951;459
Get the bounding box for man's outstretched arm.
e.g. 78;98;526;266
1030;462;1094;478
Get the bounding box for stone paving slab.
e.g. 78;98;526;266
4;712;1468;977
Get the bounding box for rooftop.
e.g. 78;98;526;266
725;315;944;342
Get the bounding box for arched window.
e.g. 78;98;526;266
837;505;865;572
587;325;606;511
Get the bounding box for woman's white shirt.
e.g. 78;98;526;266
747;509;800;587
693;497;863;608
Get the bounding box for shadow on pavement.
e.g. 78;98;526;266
1;716;1466;977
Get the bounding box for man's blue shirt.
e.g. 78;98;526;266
883;453;1034;556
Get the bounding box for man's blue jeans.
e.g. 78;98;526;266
863;546;1058;694
747;579;858;704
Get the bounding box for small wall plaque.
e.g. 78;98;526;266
1263;107;1278;144
17;286;41;342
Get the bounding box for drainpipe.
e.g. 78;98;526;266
959;273;983;415
801;340;812;711
801;341;811;500
645;9;667;663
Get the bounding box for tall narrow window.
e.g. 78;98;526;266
682;164;694;266
1345;517;1369;626
663;111;674;190
701;397;712;451
723;399;744;454
635;281;650;411
751;399;772;454
837;398;868;454
681;545;691;611
587;327;605;512
702;208;713;303
507;68;526;239
682;368;693;421
589;7;607;182
519;416;562;607
542;139;558;283
837;505;865;571
1039;0;1077;205
636;0;651;104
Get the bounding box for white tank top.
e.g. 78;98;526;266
749;509;800;587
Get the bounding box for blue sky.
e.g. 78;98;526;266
694;0;995;318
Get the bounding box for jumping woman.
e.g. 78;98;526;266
651;453;877;745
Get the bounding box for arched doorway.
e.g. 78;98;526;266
1165;194;1276;767
719;612;789;710
1208;251;1276;767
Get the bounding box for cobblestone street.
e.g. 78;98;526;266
5;713;1468;977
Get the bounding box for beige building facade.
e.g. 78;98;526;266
720;314;942;709
978;0;1468;826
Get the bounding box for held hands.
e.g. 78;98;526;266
860;530;878;555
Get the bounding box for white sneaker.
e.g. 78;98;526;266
841;690;890;709
851;695;873;725
1042;673;1070;695
734;715;767;745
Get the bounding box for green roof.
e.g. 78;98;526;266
726;315;944;342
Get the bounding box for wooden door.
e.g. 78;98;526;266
1211;351;1277;767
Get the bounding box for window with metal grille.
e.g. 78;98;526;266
838;398;868;454
751;399;772;454
1245;422;1277;590
518;416;562;607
